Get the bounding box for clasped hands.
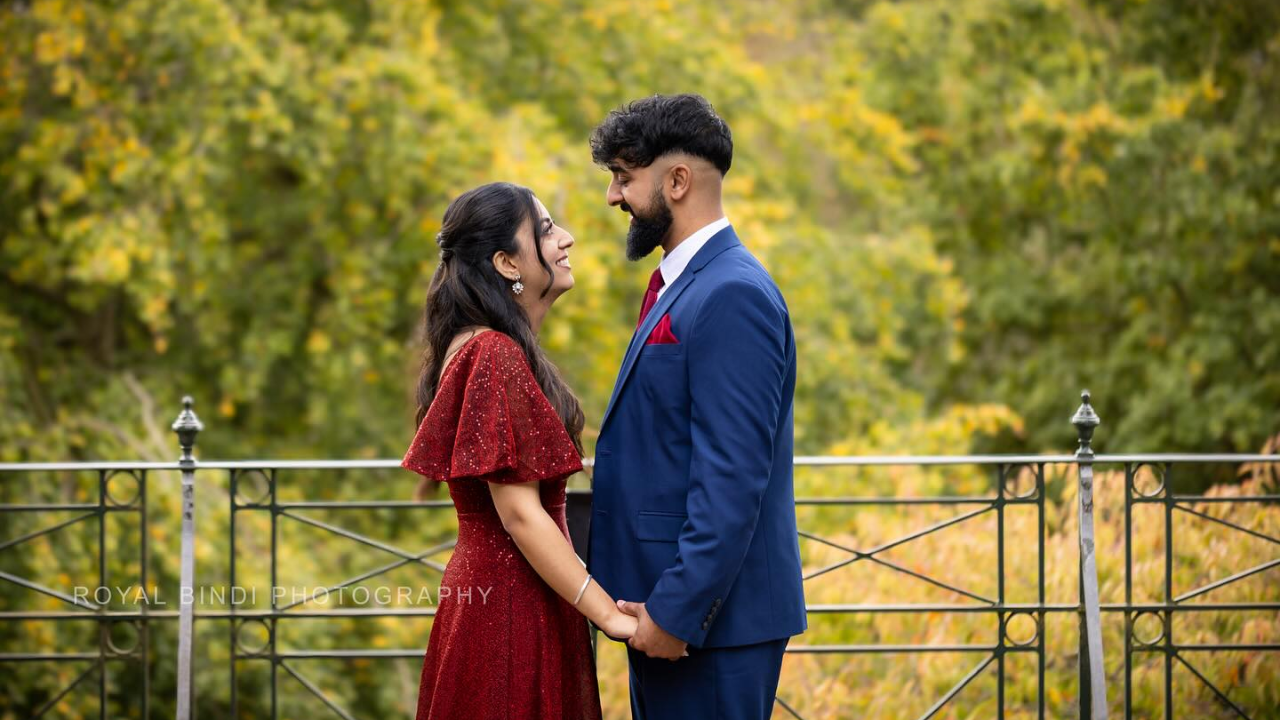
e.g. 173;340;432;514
611;599;689;661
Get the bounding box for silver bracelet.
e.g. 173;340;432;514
573;574;592;606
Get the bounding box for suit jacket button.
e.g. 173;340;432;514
701;621;709;630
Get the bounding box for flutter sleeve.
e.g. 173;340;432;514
401;334;583;484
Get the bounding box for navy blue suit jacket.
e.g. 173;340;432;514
588;225;807;649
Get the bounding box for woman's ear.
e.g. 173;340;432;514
491;251;521;281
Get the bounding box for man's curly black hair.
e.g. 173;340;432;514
589;94;733;176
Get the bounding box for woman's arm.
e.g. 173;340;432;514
489;481;637;639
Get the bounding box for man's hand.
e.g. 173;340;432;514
617;600;689;661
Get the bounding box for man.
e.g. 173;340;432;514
587;94;807;720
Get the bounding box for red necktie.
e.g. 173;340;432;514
636;267;665;328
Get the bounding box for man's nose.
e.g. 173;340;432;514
606;183;623;207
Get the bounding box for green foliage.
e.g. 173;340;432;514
0;0;993;464
846;0;1280;455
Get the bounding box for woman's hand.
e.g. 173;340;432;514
599;608;639;640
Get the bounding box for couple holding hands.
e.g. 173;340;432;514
402;93;806;720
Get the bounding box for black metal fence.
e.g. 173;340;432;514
1;391;1276;719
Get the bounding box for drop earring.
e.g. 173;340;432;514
511;274;524;295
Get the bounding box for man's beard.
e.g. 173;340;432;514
625;188;673;262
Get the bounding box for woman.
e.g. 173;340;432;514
401;182;635;720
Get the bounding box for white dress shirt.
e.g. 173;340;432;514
655;217;731;300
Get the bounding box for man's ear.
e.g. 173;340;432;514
491;251;520;281
667;163;692;202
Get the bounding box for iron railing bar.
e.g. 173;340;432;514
139;470;150;720
796;455;1070;466
0;503;100;512
1072;392;1108;720
1175;504;1280;545
172;397;202;720
276;500;455;509
1174;653;1254;720
269;468;279;720
796;529;864;555
1143;643;1280;652
996;463;1006;719
279;660;358;720
1164;463;1175;720
865;506;994;556
1174;558;1280;603
802;506;994;582
275;649;434;659
1036;461;1047;720
0;570;100;610
773;694;807;720
276;540;455;611
785;644;1003;654
0;652;102;661
0;511;98;551
230;468;239;719
1172;491;1280;504
1144;495;1280;504
803;603;1001;613
0;462;185;471
3;453;1276;474
800;548;996;604
124;469;149;719
867;556;997;605
30;660;99;719
280;510;436;564
186;460;406;470
1125;463;1135;720
800;556;859;581
918;654;995;720
795;496;997;506
1092;454;1280;464
96;470;107;720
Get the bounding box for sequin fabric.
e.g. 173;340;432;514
401;331;600;720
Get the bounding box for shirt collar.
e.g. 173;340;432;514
659;217;730;289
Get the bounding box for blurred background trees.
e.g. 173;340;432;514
4;0;1276;466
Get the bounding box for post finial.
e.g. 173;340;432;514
1072;389;1100;458
171;395;204;464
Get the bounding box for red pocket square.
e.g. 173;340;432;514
645;314;680;345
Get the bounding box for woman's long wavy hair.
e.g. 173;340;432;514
412;183;584;497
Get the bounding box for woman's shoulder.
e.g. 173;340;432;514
448;330;529;379
469;329;525;361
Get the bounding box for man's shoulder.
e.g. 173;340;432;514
700;244;782;300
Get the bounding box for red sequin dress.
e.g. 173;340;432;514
401;331;602;720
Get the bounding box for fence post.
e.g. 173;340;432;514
172;396;203;720
1073;390;1108;719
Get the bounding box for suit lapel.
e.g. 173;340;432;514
599;226;741;433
